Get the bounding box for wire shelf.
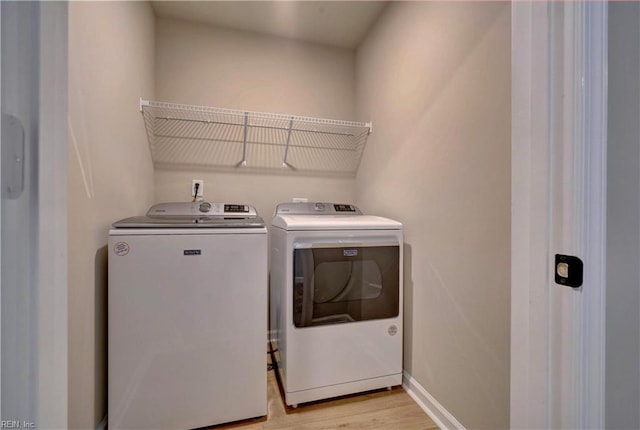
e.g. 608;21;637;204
140;99;372;176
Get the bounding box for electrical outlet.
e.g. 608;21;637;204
191;179;204;199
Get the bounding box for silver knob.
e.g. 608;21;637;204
199;202;212;213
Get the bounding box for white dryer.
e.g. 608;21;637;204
270;202;403;407
108;202;267;429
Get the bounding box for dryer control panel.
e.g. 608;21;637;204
275;202;362;215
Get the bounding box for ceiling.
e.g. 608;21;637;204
151;1;388;49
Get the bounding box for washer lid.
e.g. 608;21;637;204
112;216;265;229
112;202;265;228
272;214;402;231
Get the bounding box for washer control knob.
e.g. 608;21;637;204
199;202;212;213
315;203;325;211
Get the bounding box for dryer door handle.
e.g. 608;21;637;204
293;249;315;328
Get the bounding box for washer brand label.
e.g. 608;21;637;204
114;242;130;256
184;249;201;256
343;249;358;257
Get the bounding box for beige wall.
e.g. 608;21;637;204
155;17;356;118
153;17;357;215
355;3;511;428
67;2;155;428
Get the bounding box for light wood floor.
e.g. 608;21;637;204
211;355;439;430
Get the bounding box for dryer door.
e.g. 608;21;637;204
293;242;399;327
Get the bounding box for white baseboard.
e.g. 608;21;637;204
402;371;465;430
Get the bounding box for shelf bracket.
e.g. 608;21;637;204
139;97;150;113
237;112;249;167
282;117;294;169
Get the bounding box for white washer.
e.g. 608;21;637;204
270;202;403;406
108;202;267;430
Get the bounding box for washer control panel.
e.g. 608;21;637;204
147;202;257;218
224;204;250;213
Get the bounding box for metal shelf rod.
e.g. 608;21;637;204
155;116;362;138
154;134;362;152
150;102;369;129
